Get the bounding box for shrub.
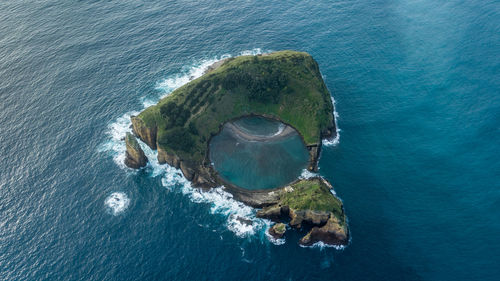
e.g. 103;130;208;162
161;127;194;152
188;122;198;135
219;64;287;103
160;102;191;128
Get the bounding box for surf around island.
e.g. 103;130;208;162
124;51;349;247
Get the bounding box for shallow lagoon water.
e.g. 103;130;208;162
209;116;309;190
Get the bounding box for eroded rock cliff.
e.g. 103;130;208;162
124;132;148;169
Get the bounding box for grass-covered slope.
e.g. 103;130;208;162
256;177;349;246
135;50;334;166
283;178;344;220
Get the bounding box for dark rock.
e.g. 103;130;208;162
268;223;286;239
289;209;330;228
234;215;253;226
157;146;180;168
256;205;282;221
299;215;349;246
124;132;148;169
180;161;195;181
307;145;320;172
131;116;157;150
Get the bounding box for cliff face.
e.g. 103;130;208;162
124;132;148;169
307;145;321;172
131;116;157;150
157;146;217;188
299;215;349;246
269;223;286;239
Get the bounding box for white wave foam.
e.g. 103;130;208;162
153;48;263;104
240;48;264;56
105;192;130;215
264;227;286;245
272;123;285;137
98;111;139;169
300;169;318;179
300;241;346;250
153;58;219;99
323;96;341;147
160;168;268;237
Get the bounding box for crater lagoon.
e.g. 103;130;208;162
209;116;309;190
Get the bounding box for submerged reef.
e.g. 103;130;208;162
128;51;348;246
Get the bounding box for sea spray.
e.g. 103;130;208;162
160;170;269;238
98;111;139;169
299;241;346;250
273;123;286;137
322;95;341;147
300;169;318;179
105;192;131;216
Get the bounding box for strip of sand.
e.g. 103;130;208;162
225;121;297;142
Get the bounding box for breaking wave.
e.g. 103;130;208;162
160;165;269;238
300;241;346;250
105;192;130;216
265;227;286;245
272;123;286;137
300;169;318;179
322;96;341;147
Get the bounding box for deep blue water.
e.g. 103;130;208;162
1;1;499;280
209;116;309;190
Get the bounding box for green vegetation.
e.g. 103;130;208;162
161;127;194;152
135;51;334;165
125;132;140;149
282;178;343;219
275;223;286;233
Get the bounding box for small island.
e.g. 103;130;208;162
126;51;349;247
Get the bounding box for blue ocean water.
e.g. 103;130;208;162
0;1;499;280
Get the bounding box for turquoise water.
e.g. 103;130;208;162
0;0;499;280
209;117;309;190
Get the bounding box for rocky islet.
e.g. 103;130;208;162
126;51;349;246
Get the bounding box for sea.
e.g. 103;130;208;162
0;1;499;280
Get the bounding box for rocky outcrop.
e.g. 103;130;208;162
257;205;284;221
229;187;281;208
131;116;157;150
255;178;349;247
158;146;217;188
180;162;195;181
299;215;348;246
289;209;330;228
157;146;180;167
269;223;286;239
124;132;148;169
262;207;348;246
307;145;320;172
203;58;229;74
191;166;218;188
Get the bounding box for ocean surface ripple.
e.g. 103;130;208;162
0;1;498;280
